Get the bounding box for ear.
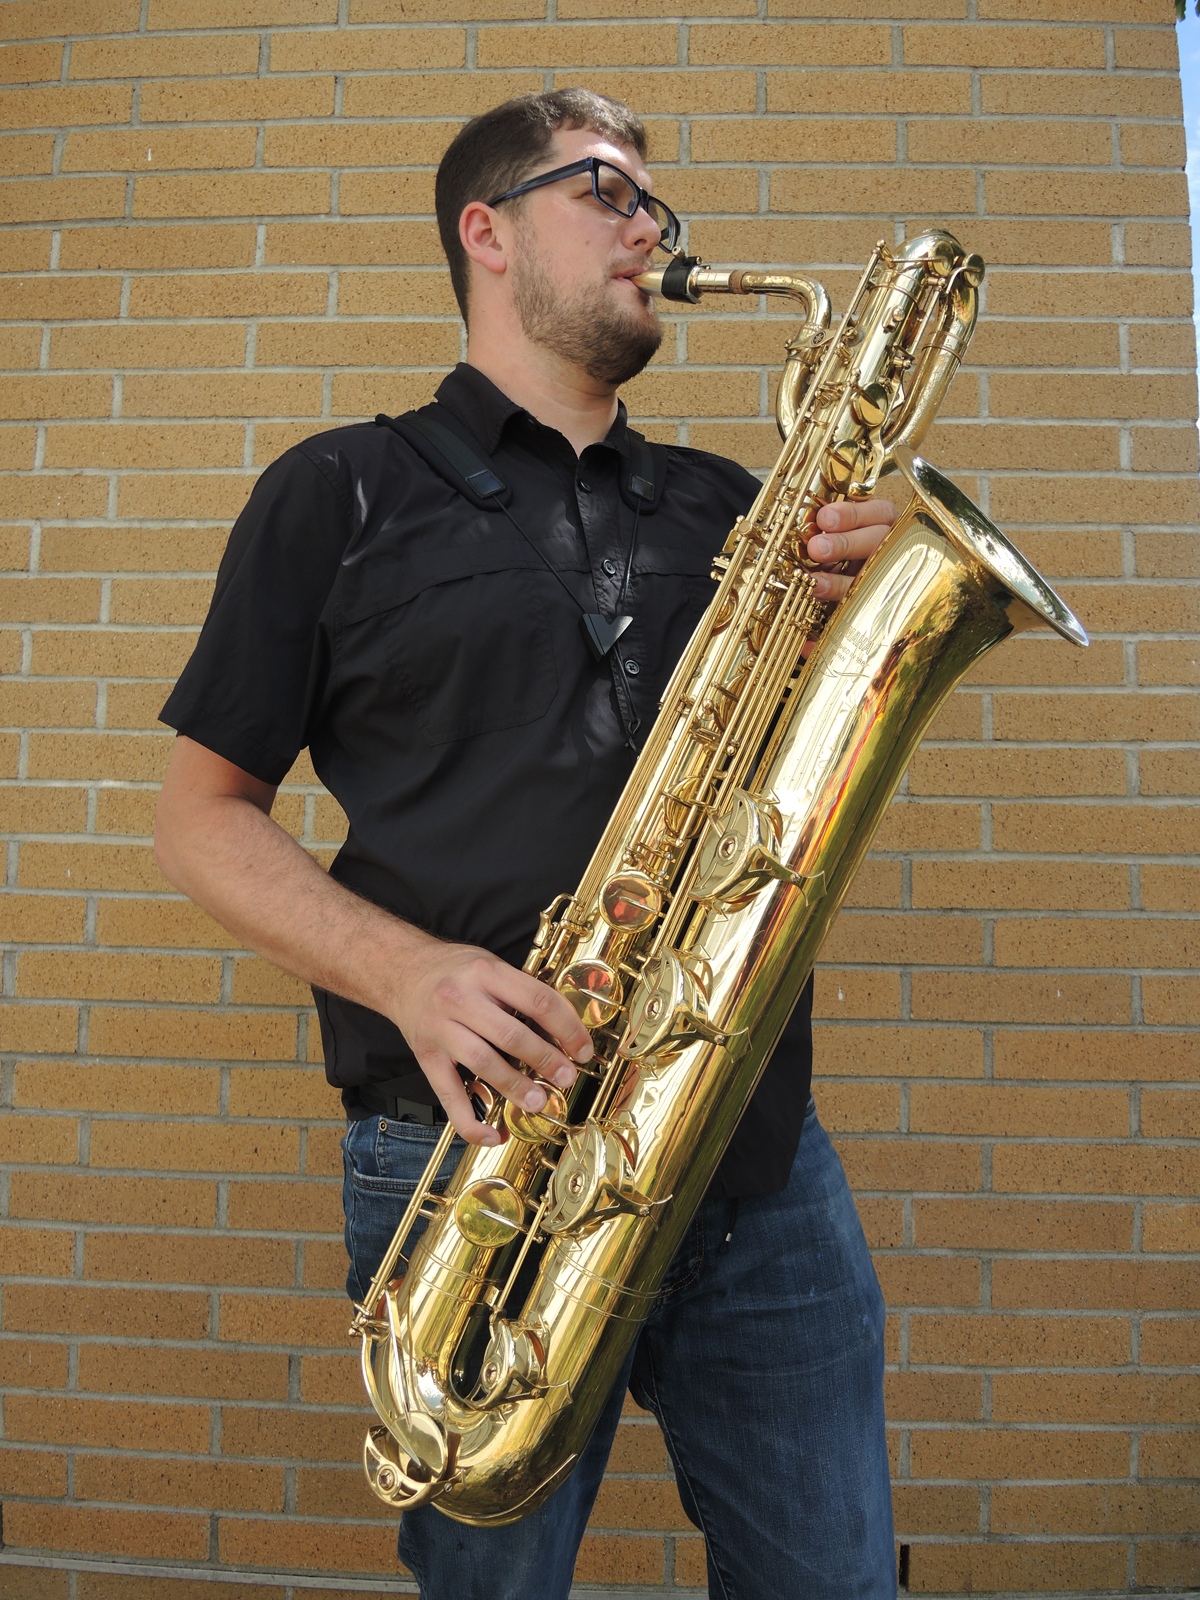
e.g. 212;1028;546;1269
459;201;508;280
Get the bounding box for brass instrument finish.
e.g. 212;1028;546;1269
352;233;1087;1526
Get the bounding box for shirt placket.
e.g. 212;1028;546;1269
575;447;641;744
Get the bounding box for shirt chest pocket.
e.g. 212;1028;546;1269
340;543;561;746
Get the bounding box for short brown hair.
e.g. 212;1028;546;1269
435;89;648;321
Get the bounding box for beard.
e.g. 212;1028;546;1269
511;231;663;387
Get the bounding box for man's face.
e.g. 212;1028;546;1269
505;126;665;388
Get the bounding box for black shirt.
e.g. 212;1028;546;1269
162;363;813;1196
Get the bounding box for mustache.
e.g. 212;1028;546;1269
609;256;655;280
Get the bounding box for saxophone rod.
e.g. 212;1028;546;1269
633;256;832;334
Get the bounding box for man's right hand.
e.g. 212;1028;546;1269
385;937;593;1145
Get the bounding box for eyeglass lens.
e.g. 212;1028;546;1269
594;161;673;244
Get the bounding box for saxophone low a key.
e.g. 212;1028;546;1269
351;231;1088;1526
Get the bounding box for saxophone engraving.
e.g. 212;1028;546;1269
350;232;1088;1525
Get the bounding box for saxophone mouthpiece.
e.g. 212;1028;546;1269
633;255;703;303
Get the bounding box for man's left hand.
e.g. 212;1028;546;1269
807;498;896;603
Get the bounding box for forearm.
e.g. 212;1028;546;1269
155;787;430;1019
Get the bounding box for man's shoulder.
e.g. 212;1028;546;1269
656;440;762;502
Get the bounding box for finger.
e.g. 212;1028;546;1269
486;966;594;1065
815;498;895;534
806;521;893;566
442;1021;557;1114
812;571;856;605
418;1052;502;1146
454;994;579;1091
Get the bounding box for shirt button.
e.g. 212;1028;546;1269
624;659;640;676
577;479;591;493
602;558;618;577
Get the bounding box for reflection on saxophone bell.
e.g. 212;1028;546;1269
350;231;1089;1526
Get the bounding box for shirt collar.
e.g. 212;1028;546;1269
434;362;632;461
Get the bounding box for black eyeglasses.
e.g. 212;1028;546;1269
487;156;680;252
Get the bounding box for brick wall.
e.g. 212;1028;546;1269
0;1;1196;1595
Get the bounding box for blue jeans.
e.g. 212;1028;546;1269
342;1099;894;1600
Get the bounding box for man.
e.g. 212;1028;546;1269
155;90;897;1600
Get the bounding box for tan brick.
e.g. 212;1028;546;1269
994;690;1198;743
0;1447;68;1500
263;122;459;169
78;1341;288;1400
60;223;256;272
589;1478;691;1531
0;372;110;420
908;1540;1126;1595
997;1030;1200;1083
912;1084;1128;1138
342;68;541;120
0;274;120;320
1126;222;1194;266
1139;641;1200;686
17;949;217;1003
71;34;259;80
4;1283;209;1343
1143;974;1200;1025
266;218;442;267
1138;1541;1200;1590
914;1198;1132;1251
0;890;87;942
26;729;170;782
873;801;980;849
991;268;1193;320
4;1503;209;1563
221;1403;363;1461
0;327;46;367
15;1061;219;1114
1122;121;1188;167
62;127;258;173
993;803;1200;856
812;1024;983;1078
995;916;1200;972
767;67;968;114
150;0;337;21
0;229;50;268
45;423;242;471
41;525;229;573
911;1426;1128;1481
773;166;974;217
691;116;893;163
692;22;890;65
812;967;901;1019
302;1239;346;1289
913;860;1128;913
1129;322;1199;371
86;1006;296;1062
226;1179;341;1234
814;1081;900;1132
909;747;1124;799
835;1137;980;1193
124;372;322;419
1136;528;1200;574
1141;1317;1200;1370
229;959;312;1006
0;133;55;174
885;1371;981;1422
989;170;1187;219
33;629;194;680
0;1227;74;1280
982;72;1181;118
911;972;1130;1025
842;860;903;908
874;1255;980;1306
300;1352;361;1405
0;784;91;834
572;1534;665;1587
75;1455;283;1514
472;23;671;67
0;1113;76;1164
1142;863;1200;912
91;1119;300;1174
133;171;330;220
995;1142;1200;1199
913;1311;1130;1368
908;117;1110;166
911;23;1104;66
996;1256;1198;1314
294;1464;395;1519
944;218;1113;267
0;429;36;469
996;1482;1200;1536
1143;1203;1200;1253
1141;749;1200;796
129;271;327;320
0;1003;77;1054
337;268;461;318
0;85;132;131
9;1171;214;1228
140;76;334;125
924;420;1117;473
255;320;457;369
117;473;257;520
893;1483;980;1535
331;371;442;417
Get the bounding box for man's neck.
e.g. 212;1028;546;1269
465;340;619;458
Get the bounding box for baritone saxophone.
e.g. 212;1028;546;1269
350;231;1088;1525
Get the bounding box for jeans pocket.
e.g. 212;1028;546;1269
341;1118;463;1303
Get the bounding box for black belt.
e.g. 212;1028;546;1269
357;1083;448;1124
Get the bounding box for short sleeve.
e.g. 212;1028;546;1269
160;447;350;785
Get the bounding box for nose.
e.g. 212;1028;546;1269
621;201;661;255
